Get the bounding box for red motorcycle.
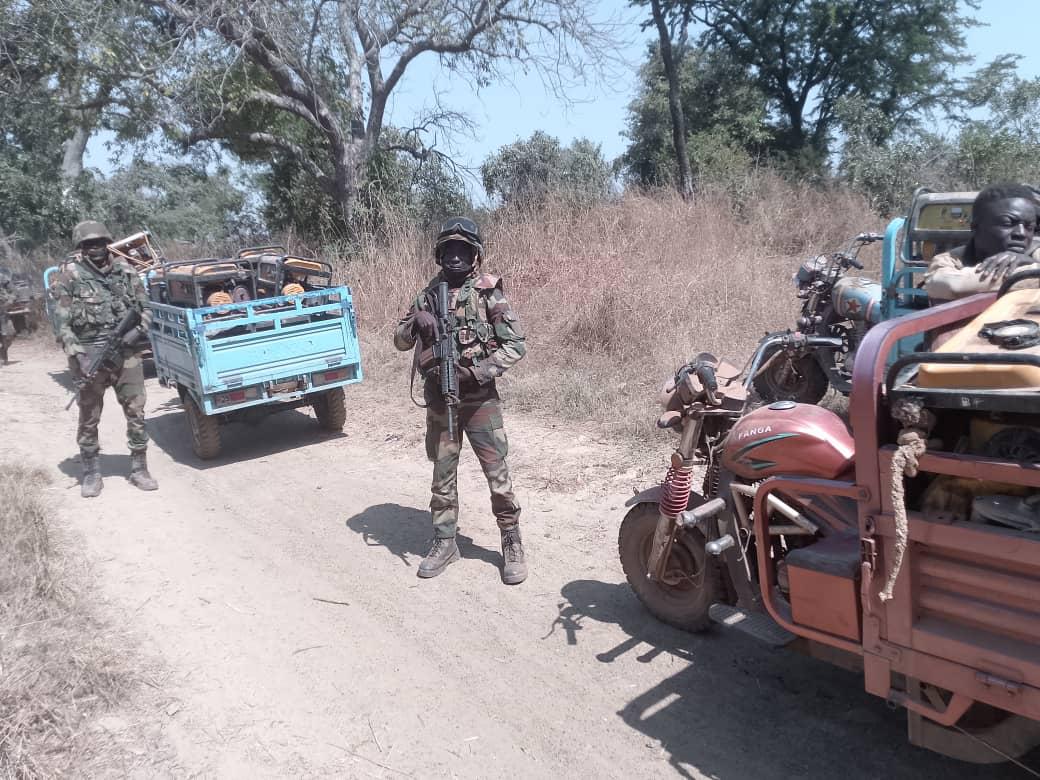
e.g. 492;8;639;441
620;299;1040;764
619;333;847;633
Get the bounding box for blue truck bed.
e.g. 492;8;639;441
148;287;362;415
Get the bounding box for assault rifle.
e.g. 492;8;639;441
66;308;142;410
433;280;459;440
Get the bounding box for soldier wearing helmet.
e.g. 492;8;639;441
51;220;158;497
0;267;15;365
393;217;528;583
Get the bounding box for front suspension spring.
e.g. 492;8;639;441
660;465;694;519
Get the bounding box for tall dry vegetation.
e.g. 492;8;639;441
11;175;882;437
338;174;883;436
0;465;147;777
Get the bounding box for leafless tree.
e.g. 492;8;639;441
148;0;618;221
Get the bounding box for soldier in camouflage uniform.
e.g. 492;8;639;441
52;221;158;497
0;268;14;365
393;217;528;583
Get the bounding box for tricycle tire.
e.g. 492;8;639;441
618;502;720;632
313;387;346;432
185;395;221;459
752;352;829;405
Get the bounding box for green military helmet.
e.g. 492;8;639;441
72;220;113;247
434;216;484;263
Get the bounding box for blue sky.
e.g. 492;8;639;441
382;0;1038;178
86;0;1038;188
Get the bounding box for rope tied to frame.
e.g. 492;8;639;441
880;398;936;602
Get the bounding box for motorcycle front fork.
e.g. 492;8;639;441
646;417;701;582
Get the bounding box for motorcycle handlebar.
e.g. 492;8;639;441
743;333;844;388
805;335;844;348
695;361;719;404
695;362;718;393
838;232;882;271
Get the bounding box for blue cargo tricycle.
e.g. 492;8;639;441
752;189;977;404
146;260;362;459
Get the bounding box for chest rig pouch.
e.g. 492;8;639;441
70;268;134;331
455;284;497;365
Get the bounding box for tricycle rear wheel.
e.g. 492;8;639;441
185;395;222;460
312;387;346;432
619;502;720;632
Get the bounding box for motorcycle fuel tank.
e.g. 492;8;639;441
721;401;855;481
831;276;882;324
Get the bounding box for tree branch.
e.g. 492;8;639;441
246;89;321;126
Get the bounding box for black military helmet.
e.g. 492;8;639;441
434;216;483;263
72;220;113;247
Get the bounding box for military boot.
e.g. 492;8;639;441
128;451;158;491
81;452;103;498
417;536;460;578
500;526;527;585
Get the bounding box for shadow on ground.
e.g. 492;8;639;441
47;357;155;393
48;369;74;392
345;502;500;571
58;451;131;481
148;407;345;469
552;579;1002;780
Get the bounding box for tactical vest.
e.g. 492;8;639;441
67;262;138;337
451;276;500;366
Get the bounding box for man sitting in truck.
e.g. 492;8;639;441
923;183;1040;304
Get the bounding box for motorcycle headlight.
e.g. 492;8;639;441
795;255;828;286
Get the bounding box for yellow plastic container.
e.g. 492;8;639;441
918;289;1040;389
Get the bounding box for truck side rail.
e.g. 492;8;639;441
850;295;1040;725
150;288;352;338
148;285;362;414
850;292;996;497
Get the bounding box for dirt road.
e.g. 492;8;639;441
0;347;1008;778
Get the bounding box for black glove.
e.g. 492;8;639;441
458;364;477;387
412;311;437;344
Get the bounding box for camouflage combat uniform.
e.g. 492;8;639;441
0;273;14;364
394;271;527;539
51;258;152;455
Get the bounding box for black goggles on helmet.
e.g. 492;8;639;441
435;217;481;250
439;217;479;238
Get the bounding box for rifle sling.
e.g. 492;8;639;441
409;341;428;410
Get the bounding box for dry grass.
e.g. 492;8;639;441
336;173;884;438
0;465;150;778
9;174;882;441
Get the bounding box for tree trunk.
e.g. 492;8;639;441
650;0;694;200
332;139;369;226
60;121;91;182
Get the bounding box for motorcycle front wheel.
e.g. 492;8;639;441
752;352;829;405
618;502;721;632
